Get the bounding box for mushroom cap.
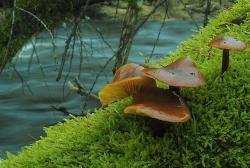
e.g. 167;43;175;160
112;63;145;82
124;88;190;122
99;76;156;105
142;57;207;88
208;36;246;51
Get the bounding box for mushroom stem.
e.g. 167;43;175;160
169;86;180;95
222;49;229;74
150;118;167;137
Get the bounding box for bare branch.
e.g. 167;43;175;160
81;53;116;111
63;30;77;98
134;0;166;36
78;39;84;79
56;0;91;81
12;64;34;95
115;0;120;19
203;0;212;27
89;54;115;94
56;23;78;81
27;38;36;72
31;39;52;96
86;22;115;53
50;105;81;116
67;79;99;101
148;0;169;63
15;6;56;51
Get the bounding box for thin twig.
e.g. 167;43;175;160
86;22;115;53
12;64;34;95
78;39;84;79
148;0;169;62
89;38;94;57
69;78;99;101
27;38;36;72
89;54;115;94
115;0;120;19
32;39;51;96
203;0;211;27
77;29;110;82
15;6;56;52
134;0;166;36
81;54;116;111
63;30;77;98
56;23;78;81
56;0;91;81
50;105;81;116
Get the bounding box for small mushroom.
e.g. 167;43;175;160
124;88;190;122
99;76;156;105
112;63;145;82
142;57;207;94
208;36;246;74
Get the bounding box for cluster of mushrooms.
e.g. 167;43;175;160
98;35;246;123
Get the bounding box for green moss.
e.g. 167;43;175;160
1;0;250;167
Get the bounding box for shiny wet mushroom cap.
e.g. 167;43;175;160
124;88;190;122
142;57;207;88
99;76;156;105
208;36;247;74
112;63;145;82
208;36;246;51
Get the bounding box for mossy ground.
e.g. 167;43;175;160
1;0;250;167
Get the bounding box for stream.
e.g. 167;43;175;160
0;19;200;157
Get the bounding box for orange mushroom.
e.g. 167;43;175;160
142;57;207;93
99;76;156;105
124;88;190;122
112;63;145;82
208;36;246;74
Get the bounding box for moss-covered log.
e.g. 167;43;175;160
1;0;250;167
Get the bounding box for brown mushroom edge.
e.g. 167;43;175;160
99;76;156;105
112;63;145;82
124;88;191;123
208;36;247;74
142;57;207;94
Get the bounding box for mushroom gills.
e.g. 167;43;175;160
124;88;190;122
99;76;156;105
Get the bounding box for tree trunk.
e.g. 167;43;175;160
203;0;211;27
